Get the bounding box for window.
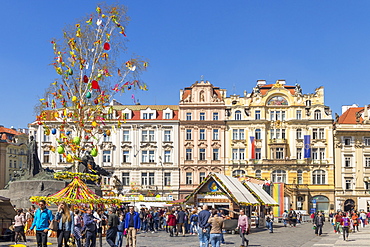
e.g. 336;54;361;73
149;172;155;185
232;129;238;140
186;172;193;185
296;110;302;120
149;150;155;163
235;110;242;120
213;148;219;160
232;149;238;160
186;149;192;160
312;170;326;185
123;113;130;120
149;130;155;142
270;129;286;139
141;172;148;185
344;137;351;145
9;160;12;168
43;134;50;142
13;160;17;168
164;150;171;163
103;134;111;142
345;179;352;190
43;151;50;163
143;113;148;119
199;149;206;160
239;129;245;140
272;170;286;183
270;111;286;121
365;156;370;167
232;170;246;177
123;151;130;163
239;148;245;160
142;130;148;142
319;129;325;139
345;156;352;167
296;129;302;139
297;148;302;160
232;129;244;140
142;151;148;163
319;148;325;160
186;129;192;140
213;112;219;120
276;148;284;159
200;112;205;120
255;170;262;178
313;129;318;139
123;130;130;141
255;110;261;120
255;148;261;160
186;112;192;120
165;112;171;119
164;130;171;142
312;148;318;160
282;111;286;121
199;172;206;182
365;138;370;146
199;129;205;140
213;129;219;140
232;149;244;160
103;150;111;163
297;170;303;184
59;154;66;163
314;110;321;120
164;172;171;186
255;129;261;140
122;172;130;186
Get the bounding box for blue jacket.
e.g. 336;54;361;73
83;213;97;232
198;210;211;229
55;211;75;231
124;212;140;229
31;208;54;231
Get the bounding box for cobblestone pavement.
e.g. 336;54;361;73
1;222;370;247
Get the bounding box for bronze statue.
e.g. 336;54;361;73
27;136;43;176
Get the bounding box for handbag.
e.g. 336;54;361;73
49;220;59;231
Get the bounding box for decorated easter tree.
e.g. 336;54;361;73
35;4;148;173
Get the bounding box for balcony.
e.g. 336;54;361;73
268;138;287;144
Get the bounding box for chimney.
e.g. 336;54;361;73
257;80;266;86
277;79;286;85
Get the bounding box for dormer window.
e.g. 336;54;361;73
141;108;156;120
122;108;132;120
163;108;173;119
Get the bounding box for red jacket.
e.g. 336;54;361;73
167;214;176;226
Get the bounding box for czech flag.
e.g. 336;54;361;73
250;136;255;159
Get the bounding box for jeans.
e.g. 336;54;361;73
141;221;148;231
106;227;118;247
342;226;349;240
57;230;71;247
190;222;198;234
115;231;123;247
266;221;273;232
85;230;96;247
154;220;159;230
210;233;222;247
36;230;48;247
315;225;323;235
198;227;210;247
239;230;249;246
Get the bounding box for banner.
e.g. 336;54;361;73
304;135;311;158
250;136;255;159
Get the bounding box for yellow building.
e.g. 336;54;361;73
224;80;335;215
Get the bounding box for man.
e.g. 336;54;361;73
106;208;119;247
313;212;324;236
176;207;186;237
30;200;54;247
237;209;249;247
124;206;141;247
84;208;98;247
198;205;211;247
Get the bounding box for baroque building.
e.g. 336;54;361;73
224;80;335;214
334;104;370;212
28;104;180;199
178;80;227;198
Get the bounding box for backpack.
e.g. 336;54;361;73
192;215;198;222
343;217;349;227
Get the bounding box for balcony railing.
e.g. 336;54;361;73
268;138;287;144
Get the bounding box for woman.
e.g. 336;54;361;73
74;209;82;247
208;209;224;247
351;213;359;232
14;208;27;244
166;210;176;237
265;211;274;233
340;213;351;241
190;209;199;235
115;213;125;247
55;202;74;247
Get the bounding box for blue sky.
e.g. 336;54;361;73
1;0;370;129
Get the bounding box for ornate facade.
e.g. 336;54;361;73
224;80;335;213
178;81;227;198
334;105;370;212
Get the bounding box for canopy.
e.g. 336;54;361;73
244;181;279;206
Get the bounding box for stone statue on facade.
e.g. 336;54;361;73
295;83;302;96
27;136;43;176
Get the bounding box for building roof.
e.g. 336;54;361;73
338;107;364;124
259;84;296;96
244;181;278;206
0;126;23;136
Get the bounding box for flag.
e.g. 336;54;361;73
250;136;255;159
304;135;311;158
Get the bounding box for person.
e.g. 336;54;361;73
166;210;176;237
265;211;274;233
351;213;359;232
282;210;288;227
14;208;27;245
313;212;324;236
237;209;249;247
198;205;211;247
208;209;224;247
176;207;186;237
124;206;141;247
115;214;125;247
339;213;351;241
106;208;119;247
360;211;367;228
329;211;334;225
30;200;54;247
190;209;199;235
152;209;160;231
139;208;147;232
289;210;297;227
83;208;98;247
334;212;343;234
93;208;105;247
55;202;74;247
73;209;83;247
25;207;34;232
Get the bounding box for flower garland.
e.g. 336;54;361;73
54;171;99;181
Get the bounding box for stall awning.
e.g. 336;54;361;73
244;181;279;206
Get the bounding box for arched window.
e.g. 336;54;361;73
232;169;246;177
297;170;303;184
314;110;321;120
255;129;261;140
312;169;326;184
255;170;262;178
235;110;242;120
271;170;286;183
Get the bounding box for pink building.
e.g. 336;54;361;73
178;80;227;198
